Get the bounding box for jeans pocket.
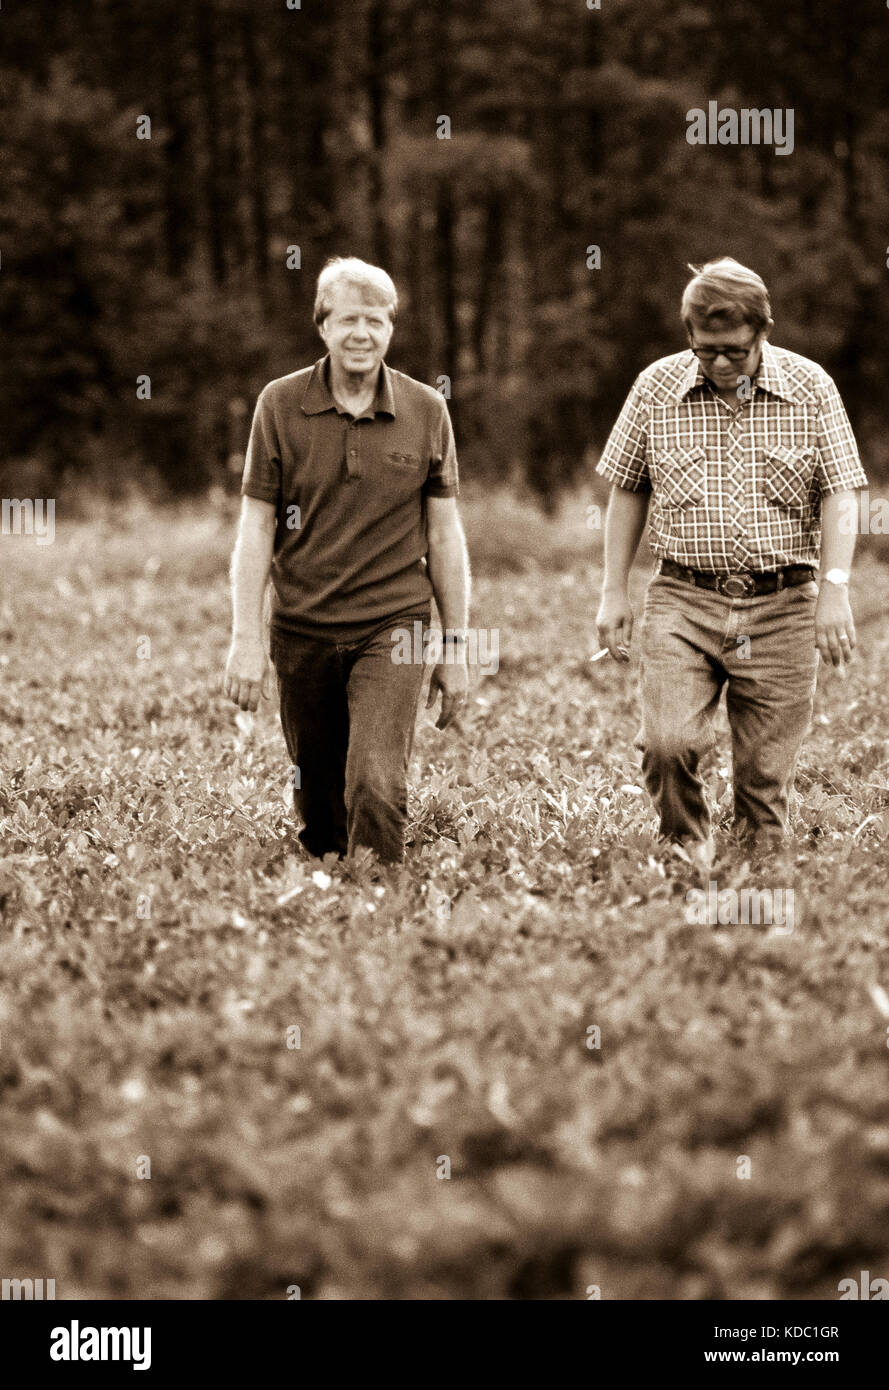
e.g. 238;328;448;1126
791;578;819;600
269;629;315;677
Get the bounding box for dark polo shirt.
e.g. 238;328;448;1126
241;355;459;639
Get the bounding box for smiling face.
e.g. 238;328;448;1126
318;281;395;381
687;318;766;391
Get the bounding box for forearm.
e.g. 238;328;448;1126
819;490;858;577
230;526;274;639
602;484;650;592
427;526;470;632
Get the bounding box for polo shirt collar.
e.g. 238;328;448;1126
676;339;793;403
300;355;396;417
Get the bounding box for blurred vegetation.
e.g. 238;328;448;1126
2;0;889;504
3;493;889;1297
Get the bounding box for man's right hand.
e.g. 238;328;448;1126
223;635;272;711
596;590;633;662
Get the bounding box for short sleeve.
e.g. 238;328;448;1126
424;398;459;498
813;376;868;495
595;374;652;493
240;388;282;507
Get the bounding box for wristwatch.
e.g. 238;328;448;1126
822;569;850;586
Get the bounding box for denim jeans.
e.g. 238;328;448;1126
636;572;819;844
269;609;430;863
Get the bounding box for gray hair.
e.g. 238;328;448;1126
313;256;398;326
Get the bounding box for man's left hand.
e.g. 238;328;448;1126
815;584;856;667
426;656;468;729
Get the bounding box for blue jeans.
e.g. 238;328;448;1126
269;609;430;863
636;573;819;844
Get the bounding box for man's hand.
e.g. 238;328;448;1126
815;584;855;668
426;655;468;730
596;589;633;662
223;635;272;711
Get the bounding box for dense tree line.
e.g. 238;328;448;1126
2;0;889;503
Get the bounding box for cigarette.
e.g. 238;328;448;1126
590;646;629;663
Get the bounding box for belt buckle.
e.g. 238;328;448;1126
718;573;754;598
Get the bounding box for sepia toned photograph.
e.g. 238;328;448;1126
2;0;888;1353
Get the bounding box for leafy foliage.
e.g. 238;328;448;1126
3;0;889;498
2;492;889;1297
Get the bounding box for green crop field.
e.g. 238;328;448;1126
2;490;889;1300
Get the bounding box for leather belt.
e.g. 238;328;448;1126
660;558;815;597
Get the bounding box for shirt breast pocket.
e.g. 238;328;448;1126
367;448;427;490
761;444;816;513
387;450;423;471
654;446;706;509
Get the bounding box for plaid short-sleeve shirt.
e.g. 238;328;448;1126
596;342;867;572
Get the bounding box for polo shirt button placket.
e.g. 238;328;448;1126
346;420;361;478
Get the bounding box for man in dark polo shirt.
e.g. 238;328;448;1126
223;256;470;864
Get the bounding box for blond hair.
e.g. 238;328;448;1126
313;256;398;325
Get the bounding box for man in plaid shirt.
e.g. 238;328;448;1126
595;258;867;866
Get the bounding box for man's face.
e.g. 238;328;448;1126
687;319;766;390
319;283;394;378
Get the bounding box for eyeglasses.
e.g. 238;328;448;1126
690;340;758;363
